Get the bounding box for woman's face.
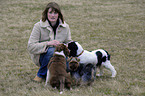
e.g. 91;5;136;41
47;8;59;23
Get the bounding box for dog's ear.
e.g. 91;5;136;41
55;44;63;52
63;44;70;57
68;42;78;57
67;57;72;62
75;57;80;62
85;63;94;70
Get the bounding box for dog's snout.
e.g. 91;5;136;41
69;62;79;71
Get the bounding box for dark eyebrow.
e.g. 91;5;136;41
49;8;58;12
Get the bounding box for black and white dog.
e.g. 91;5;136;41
68;41;117;77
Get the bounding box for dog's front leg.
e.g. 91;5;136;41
76;78;81;86
59;77;65;94
96;65;103;77
45;70;50;86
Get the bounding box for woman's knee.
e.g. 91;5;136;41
47;47;55;56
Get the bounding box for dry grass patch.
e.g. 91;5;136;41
0;0;145;96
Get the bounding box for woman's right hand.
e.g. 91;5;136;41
47;40;60;46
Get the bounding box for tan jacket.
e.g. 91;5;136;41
27;19;72;66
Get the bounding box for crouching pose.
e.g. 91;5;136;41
27;2;72;82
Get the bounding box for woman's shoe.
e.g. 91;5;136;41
33;76;43;82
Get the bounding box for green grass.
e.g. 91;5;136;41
0;0;145;96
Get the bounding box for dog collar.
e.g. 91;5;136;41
77;50;84;57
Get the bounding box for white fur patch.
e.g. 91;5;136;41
54;51;65;57
45;70;50;86
60;91;63;94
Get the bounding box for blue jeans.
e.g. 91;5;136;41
37;47;70;79
37;47;55;79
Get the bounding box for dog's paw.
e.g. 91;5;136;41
53;87;57;89
70;88;72;90
96;74;102;77
60;91;63;94
44;83;47;87
111;71;117;77
111;75;116;78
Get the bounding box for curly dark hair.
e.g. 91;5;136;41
42;2;64;23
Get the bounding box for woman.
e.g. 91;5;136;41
27;2;72;82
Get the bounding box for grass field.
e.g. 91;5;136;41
0;0;145;96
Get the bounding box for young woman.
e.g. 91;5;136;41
27;2;72;82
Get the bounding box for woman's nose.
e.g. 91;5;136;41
52;13;55;16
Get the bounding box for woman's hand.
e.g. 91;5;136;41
47;40;60;46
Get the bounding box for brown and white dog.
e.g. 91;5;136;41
67;57;80;85
67;57;80;72
45;44;71;94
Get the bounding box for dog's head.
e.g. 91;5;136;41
67;57;80;71
55;43;70;57
68;41;84;57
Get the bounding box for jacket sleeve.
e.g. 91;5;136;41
64;24;72;44
27;23;49;54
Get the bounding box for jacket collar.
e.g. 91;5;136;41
40;19;66;28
